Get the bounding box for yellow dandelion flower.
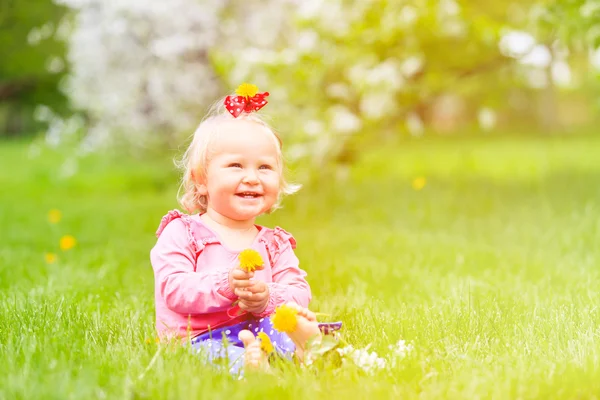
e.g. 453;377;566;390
48;209;62;224
257;332;274;354
59;235;77;251
235;83;259;98
45;253;57;264
145;338;151;344
271;304;298;333
238;249;264;272
412;177;426;191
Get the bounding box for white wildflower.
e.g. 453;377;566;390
388;339;414;368
336;345;355;357
389;339;414;358
337;345;386;374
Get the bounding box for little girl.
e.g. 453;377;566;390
150;84;338;374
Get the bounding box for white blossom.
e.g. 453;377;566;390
406;112;424;136
34;105;55;122
519;44;552;67
304;120;325;136
552;61;572;87
478;107;497;131
360;92;396;120
400;56;424;78
329;105;362;134
297;30;319;53
46;56;65;74
364;59;404;90
399;6;419;26
326;83;351;100
51;0;292;151
499;30;536;58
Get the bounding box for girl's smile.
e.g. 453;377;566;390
196;119;281;228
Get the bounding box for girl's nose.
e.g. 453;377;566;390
242;170;259;184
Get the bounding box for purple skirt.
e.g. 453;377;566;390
190;316;342;376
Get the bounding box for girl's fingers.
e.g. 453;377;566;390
240;299;264;308
238;299;265;311
236;289;269;301
231;269;254;280
245;282;268;294
235;288;253;299
231;279;255;289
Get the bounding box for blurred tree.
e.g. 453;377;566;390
0;0;68;136
44;0;599;166
227;0;540;164
46;0;296;153
229;0;600;165
531;0;600;131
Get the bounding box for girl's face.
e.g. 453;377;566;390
197;119;281;225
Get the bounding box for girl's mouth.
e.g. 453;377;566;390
236;192;261;199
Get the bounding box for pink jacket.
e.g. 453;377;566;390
150;210;311;340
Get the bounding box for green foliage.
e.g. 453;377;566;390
537;0;600;48
0;0;68;136
218;0;570;165
1;134;600;398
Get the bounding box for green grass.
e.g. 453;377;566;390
1;134;600;399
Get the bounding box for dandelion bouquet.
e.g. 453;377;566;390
238;249;264;272
230;249;265;312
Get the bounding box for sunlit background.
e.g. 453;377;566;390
2;0;600;160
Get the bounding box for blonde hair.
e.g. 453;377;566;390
176;98;300;214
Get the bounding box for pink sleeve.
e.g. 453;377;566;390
150;218;236;315
254;228;311;317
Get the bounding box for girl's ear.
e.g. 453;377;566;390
197;183;208;196
191;170;208;195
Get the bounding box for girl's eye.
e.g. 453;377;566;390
259;165;273;170
228;163;242;168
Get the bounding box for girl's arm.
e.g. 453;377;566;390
151;219;236;314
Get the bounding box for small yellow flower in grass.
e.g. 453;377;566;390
271;304;298;333
48;209;62;224
412;176;426;191
235;83;259;98
60;235;77;251
238;249;264;272
257;332;274;354
45;253;57;264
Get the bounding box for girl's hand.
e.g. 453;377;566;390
229;268;255;293
238;281;269;314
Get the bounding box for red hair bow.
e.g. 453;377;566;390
224;83;269;118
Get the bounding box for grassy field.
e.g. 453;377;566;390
1;135;600;399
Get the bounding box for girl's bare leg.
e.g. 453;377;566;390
238;330;269;371
283;302;322;362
